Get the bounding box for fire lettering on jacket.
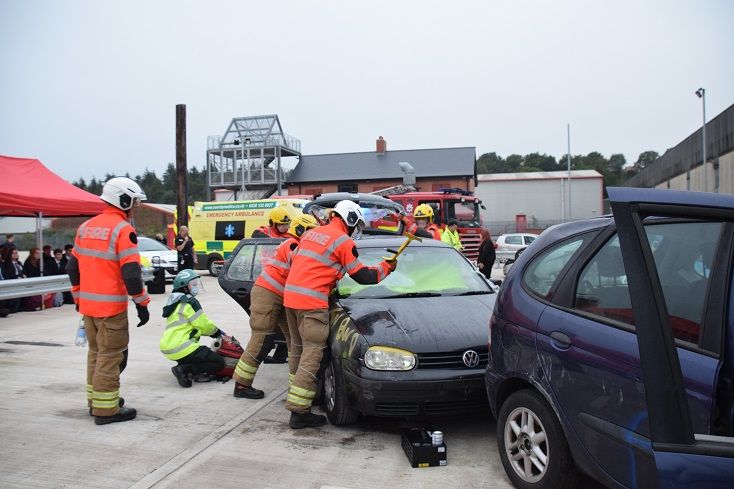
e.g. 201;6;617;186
82;226;111;240
302;231;330;246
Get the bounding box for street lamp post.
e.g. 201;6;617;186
695;88;707;192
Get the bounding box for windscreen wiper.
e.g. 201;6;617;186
452;290;492;296
376;292;442;299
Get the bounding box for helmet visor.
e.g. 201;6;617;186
188;277;204;296
350;221;365;239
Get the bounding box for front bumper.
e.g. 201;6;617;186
343;369;488;417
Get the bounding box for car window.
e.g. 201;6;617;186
505;235;522;245
524;237;584;299
226;244;256;281
574;221;723;347
524;236;536;245
138;238;170;252
337;246;491;299
253;243;279;278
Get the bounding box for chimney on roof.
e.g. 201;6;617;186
376;136;386;155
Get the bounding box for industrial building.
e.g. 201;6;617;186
624;103;734;193
286;137;476;196
475;170;604;235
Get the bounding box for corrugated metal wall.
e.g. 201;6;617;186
625;103;734;189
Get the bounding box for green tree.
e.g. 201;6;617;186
524;153;559;172
633;151;659;172
476;152;505;173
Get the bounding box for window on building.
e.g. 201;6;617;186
338;183;358;193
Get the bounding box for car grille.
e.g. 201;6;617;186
416;348;489;369
375;398;488;417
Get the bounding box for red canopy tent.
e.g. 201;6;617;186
0;155;106;217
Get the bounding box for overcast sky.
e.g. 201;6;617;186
1;0;733;181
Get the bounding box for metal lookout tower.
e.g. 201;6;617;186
206;115;301;200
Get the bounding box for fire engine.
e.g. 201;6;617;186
384;188;485;261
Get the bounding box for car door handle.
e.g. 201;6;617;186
550;331;572;350
234;288;249;297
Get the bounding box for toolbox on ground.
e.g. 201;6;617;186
401;428;447;468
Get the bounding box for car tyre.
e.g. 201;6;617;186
323;359;359;426
497;389;578;489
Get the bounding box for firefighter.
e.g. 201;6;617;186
251;207;292;238
161;269;226;387
407;204;442;240
283;200;397;429
232;214;320;399
66;177;150;425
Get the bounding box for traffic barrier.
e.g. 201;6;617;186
0;275;71;300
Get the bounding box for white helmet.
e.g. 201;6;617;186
333;200;366;238
100;177;147;211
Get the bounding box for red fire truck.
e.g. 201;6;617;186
386;188;485;261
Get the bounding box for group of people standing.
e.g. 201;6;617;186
0;235;76;314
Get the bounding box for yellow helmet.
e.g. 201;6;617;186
414;204;434;221
289;214;319;238
269;207;291;225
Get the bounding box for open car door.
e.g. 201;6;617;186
610;187;734;488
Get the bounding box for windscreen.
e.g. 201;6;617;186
138;238;170;252
337;246;492;299
307;200;404;233
447;200;481;228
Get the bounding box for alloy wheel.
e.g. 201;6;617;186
324;364;336;412
504;406;549;483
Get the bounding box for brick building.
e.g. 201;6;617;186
286;137;476;196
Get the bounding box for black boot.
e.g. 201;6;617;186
289;411;327;429
263;344;288;364
172;365;192;388
94;406;137;425
233;383;264;399
89;397;124;416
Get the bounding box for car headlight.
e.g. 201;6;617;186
364;346;416;371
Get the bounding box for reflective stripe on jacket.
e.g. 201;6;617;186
283;219;390;310
72;207;149;317
441;228;463;251
160;300;219;361
255;236;299;297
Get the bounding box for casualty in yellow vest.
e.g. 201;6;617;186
160;269;226;387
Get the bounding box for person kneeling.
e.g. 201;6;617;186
160;269;225;387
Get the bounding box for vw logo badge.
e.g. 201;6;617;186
462;350;480;368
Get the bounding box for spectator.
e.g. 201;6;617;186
22;248;42;311
175;226;197;271
2;248;24;313
0;234;16;256
154;233;168;246
42;245;59;276
477;229;496;280
441;219;463;251
60;244;73;271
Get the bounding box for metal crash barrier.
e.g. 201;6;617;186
0;275;71;301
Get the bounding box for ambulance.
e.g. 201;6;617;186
185;198;309;274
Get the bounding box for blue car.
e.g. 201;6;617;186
486;188;734;489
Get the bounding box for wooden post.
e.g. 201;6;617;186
176;104;188;229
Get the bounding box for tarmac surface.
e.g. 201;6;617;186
0;272;519;489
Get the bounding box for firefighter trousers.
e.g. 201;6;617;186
284;307;329;414
233;285;292;387
85;311;129;417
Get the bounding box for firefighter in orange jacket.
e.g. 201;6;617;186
407;204;442;240
66;177;150;425
283;200;396;429
232;214;319;399
251;207;292;238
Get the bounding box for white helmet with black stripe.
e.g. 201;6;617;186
100;177;147;211
333;200;366;238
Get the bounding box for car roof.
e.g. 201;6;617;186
608;187;734;209
306;192;405;209
354;235;451;249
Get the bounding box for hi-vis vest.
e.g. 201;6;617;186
426;223;442;240
72;207;150;317
441;227;463;251
160;296;219;361
283;219;390;310
255;236;298;297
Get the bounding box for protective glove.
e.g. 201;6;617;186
136;304;150;327
384;259;397;273
212;329;224;338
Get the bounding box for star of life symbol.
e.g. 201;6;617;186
406;203;414;214
224;224;236;238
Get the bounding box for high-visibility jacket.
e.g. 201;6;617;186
406;222;442;240
160;294;219;361
255;236;299;297
441;227;463;251
251;226;289;238
72;206;150;317
284;219;391;310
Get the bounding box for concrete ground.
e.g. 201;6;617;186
0;274;517;489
